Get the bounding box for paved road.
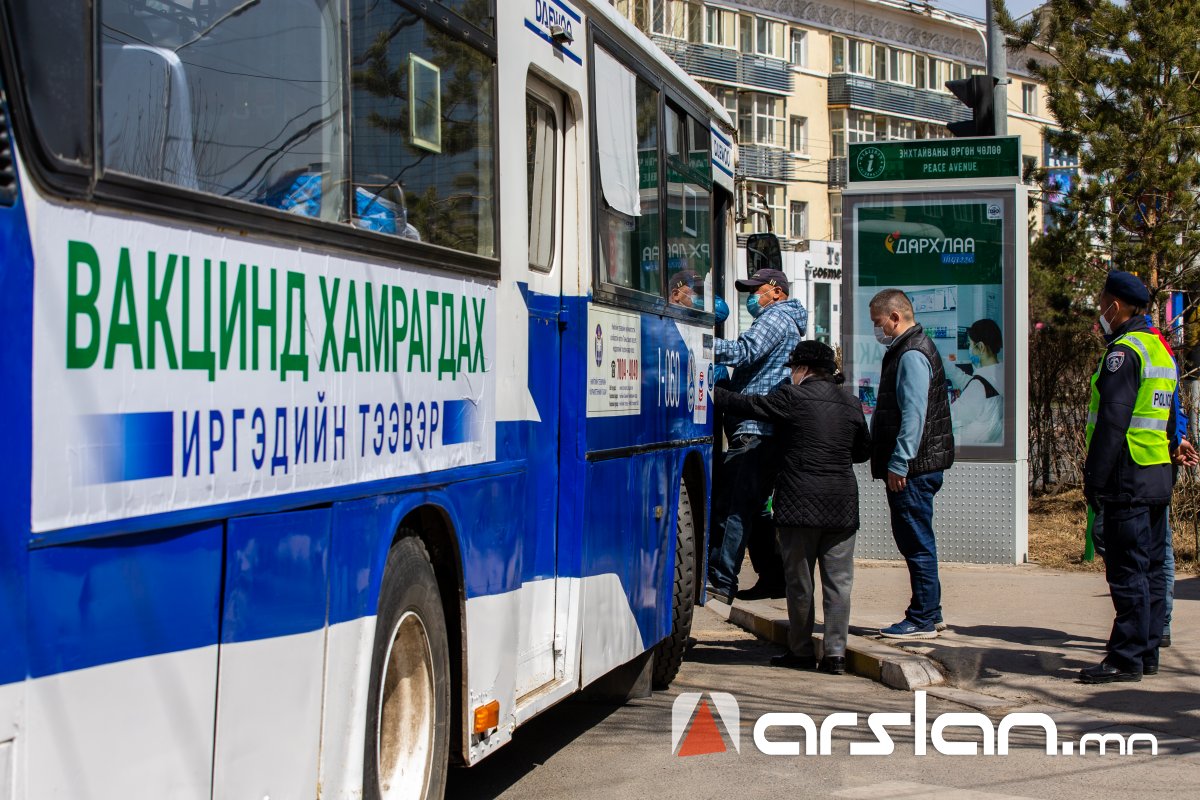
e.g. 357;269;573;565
447;604;1200;800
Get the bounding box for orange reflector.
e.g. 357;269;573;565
473;700;500;734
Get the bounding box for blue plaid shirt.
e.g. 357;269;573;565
714;299;808;436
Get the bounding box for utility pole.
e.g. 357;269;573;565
986;0;1007;136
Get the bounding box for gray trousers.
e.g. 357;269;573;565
776;526;857;658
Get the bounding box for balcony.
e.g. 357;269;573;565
651;36;792;93
828;74;971;124
828;157;848;188
737;145;794;182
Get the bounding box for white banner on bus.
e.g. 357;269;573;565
29;201;497;532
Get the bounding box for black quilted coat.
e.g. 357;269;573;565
714;377;871;531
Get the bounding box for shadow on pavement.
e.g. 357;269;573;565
446;698;622;800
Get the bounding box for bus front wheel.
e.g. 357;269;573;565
651;477;697;689
364;535;451;800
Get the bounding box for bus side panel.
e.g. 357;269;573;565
319;475;529;788
0;114;33;776
25;524;223;800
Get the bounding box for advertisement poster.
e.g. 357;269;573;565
587;305;642;417
849;197;1010;452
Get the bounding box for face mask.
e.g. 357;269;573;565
1098;302;1115;335
691;295;705;311
968;351;982;368
873;325;894;346
747;293;765;318
713;295;730;323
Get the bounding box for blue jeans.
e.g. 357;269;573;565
708;434;777;594
885;471;944;628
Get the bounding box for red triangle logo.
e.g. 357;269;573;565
677;700;727;757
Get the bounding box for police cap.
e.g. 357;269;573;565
1104;271;1150;307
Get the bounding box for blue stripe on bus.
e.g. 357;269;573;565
523;19;583;65
81;411;175;483
550;0;581;24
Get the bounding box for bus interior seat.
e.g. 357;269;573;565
101;42;199;190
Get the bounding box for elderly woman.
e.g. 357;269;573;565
713;341;871;674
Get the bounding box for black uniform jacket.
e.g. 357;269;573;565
1084;315;1176;506
714;377;871;531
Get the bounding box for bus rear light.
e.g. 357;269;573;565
473;700;500;734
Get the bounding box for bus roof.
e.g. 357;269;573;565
584;1;734;132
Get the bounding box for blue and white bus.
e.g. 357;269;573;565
0;0;737;797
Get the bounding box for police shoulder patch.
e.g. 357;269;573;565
1105;350;1126;373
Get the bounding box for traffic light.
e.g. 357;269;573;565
945;75;998;137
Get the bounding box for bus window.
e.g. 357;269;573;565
526;94;558;271
349;2;496;257
595;46;660;295
664;109;713;312
99;0;346;219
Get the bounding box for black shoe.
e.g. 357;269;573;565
1079;660;1142;684
770;652;817;670
1160;633;1172;648
736;582;786;600
1144;651;1159;676
819;656;846;675
705;584;732;605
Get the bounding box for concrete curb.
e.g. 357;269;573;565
708;598;945;691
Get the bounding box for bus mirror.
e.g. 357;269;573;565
745;233;782;276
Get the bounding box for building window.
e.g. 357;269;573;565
790;200;808;239
848;39;874;77
705;84;737;129
829;193;842;241
738;93;785;148
789;28;808;67
789;116;808;154
831;36;846;73
848;110;876;145
813;282;832;344
829;109;845;158
705;6;735;47
889;49;914;86
888;118;916;141
653;1;701;41
743;182;784;234
739;14;753;53
951;62;966;81
914;55;927;89
755;17;784;57
875;46;888;81
1022;83;1038;115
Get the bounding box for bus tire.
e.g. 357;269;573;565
364;535;451;800
651;477;696;689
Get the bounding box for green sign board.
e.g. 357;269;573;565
849;136;1021;183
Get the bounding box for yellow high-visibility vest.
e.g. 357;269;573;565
1086;331;1177;466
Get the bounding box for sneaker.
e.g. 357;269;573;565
880;620;938;639
705;584;733;605
934;621;948;632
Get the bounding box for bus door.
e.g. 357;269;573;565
514;76;569;698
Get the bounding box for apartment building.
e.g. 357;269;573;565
611;0;1053;346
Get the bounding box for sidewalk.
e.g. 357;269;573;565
712;559;1200;746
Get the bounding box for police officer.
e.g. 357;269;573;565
1080;271;1178;684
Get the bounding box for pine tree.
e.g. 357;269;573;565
997;0;1200;351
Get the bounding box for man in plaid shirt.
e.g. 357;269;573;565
707;268;809;603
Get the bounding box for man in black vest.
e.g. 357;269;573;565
868;289;955;639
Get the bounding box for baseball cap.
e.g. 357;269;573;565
735;268;790;294
668;269;702;292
